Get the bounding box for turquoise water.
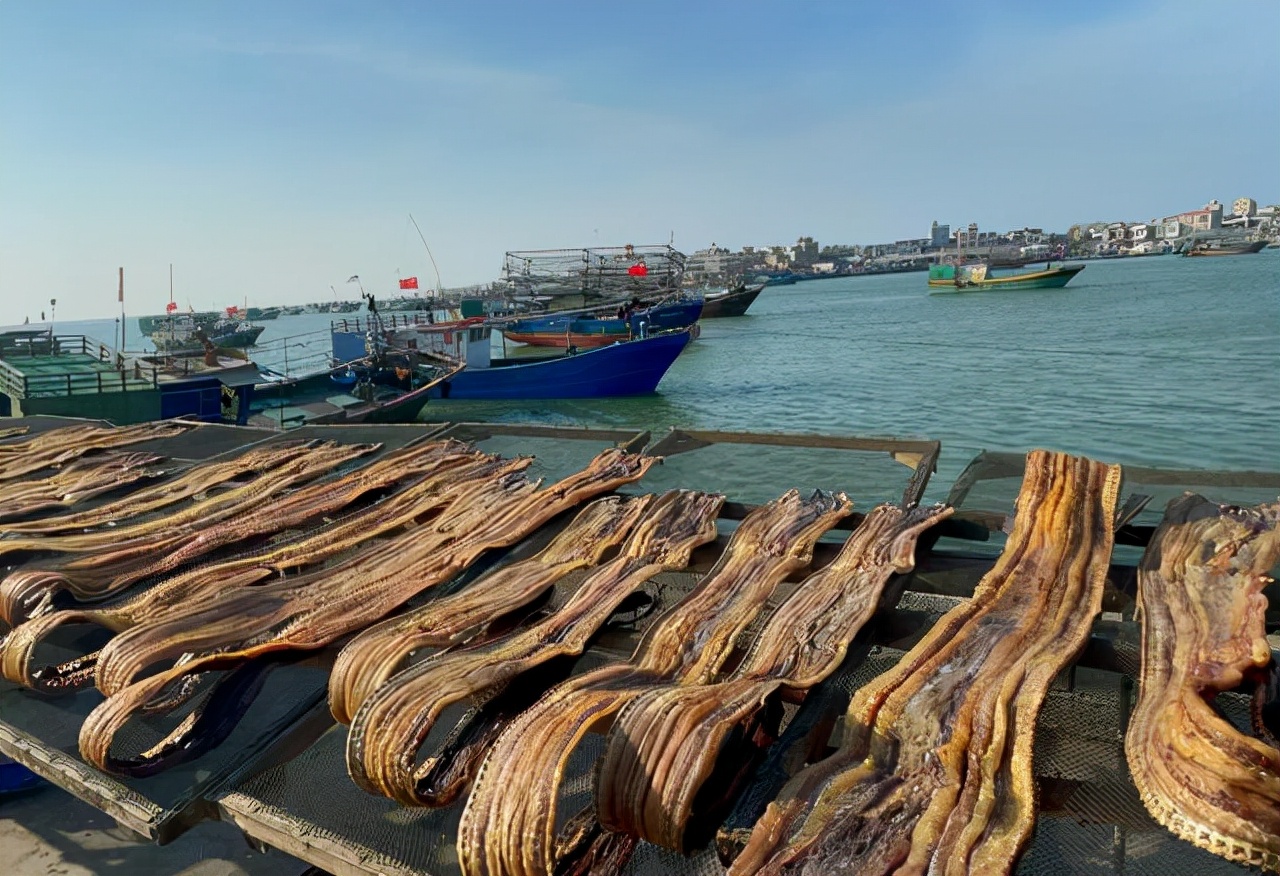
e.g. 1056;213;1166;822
47;252;1279;503
422;253;1279;495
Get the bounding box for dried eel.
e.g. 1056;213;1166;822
0;422;189;483
594;501;952;858
78;449;654;775
729;451;1119;876
1125;495;1280;872
329;493;660;726
0;444;494;692
0;440;378;625
0;438;320;536
0;439;466;617
456;488;853;876
343;489;725;807
0;452;165;522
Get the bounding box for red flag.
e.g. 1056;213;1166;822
400;276;419;290
627;263;648;276
165;301;178;313
226;305;239;316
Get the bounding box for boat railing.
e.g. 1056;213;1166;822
0;334;163;399
332;313;439;334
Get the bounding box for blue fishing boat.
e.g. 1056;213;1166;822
327;314;690;404
429;329;692;399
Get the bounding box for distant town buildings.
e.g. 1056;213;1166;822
1066;196;1275;256
682;194;1274;284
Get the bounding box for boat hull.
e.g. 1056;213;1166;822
701;283;765;318
430;330;690;400
1182;240;1267;257
928;264;1085;291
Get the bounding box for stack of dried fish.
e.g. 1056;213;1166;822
456;489;853;876
329;494;659;725
0;422;188;483
0;452;165;522
0;439;378;625
1125;494;1280;871
76;448;654;776
593;501;952;863
2;441;496;693
727;450;1119;876
342;489;726;807
0;439;322;538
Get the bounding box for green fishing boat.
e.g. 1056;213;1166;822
928;262;1085;292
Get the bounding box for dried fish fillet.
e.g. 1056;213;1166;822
1126;495;1280;872
0;444;494;692
328;493;659;726
595;502;951;857
343;490;724;807
0;440;377;625
77;449;654;775
729;450;1119;876
456;489;853;876
0;452;165;522
0;438;319;536
0;422;188;483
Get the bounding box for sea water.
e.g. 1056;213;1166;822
47;252;1279;505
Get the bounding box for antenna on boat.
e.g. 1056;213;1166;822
409;213;443;296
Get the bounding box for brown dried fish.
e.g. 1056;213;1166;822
0;440;378;625
77;449;654;775
342;490;725;807
328;493;659;726
0;443;494;692
455;489;853;876
1126;495;1280;872
728;450;1119;876
594;501;952;857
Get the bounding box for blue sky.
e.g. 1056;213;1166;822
1;0;1276;320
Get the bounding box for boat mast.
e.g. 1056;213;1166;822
118;267;126;353
409;213;443;296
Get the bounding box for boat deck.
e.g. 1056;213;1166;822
0;352;154;399
0;418;1272;876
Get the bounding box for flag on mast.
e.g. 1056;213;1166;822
347;275;360;283
399;276;419;290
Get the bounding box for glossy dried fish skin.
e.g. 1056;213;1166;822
456;489;853;876
0;440;378;625
0;452;165;522
0;438;318;538
0;443;493;692
596;502;952;855
328;493;658;726
1125;495;1280;872
0;422;188;484
730;450;1119;876
342;490;725;807
77;449;654;775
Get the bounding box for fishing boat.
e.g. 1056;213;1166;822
0;328;261;424
700;282;765;318
329;312;691;402
1181;239;1267;257
927;262;1085;292
498;298;703;348
148;314;265;353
